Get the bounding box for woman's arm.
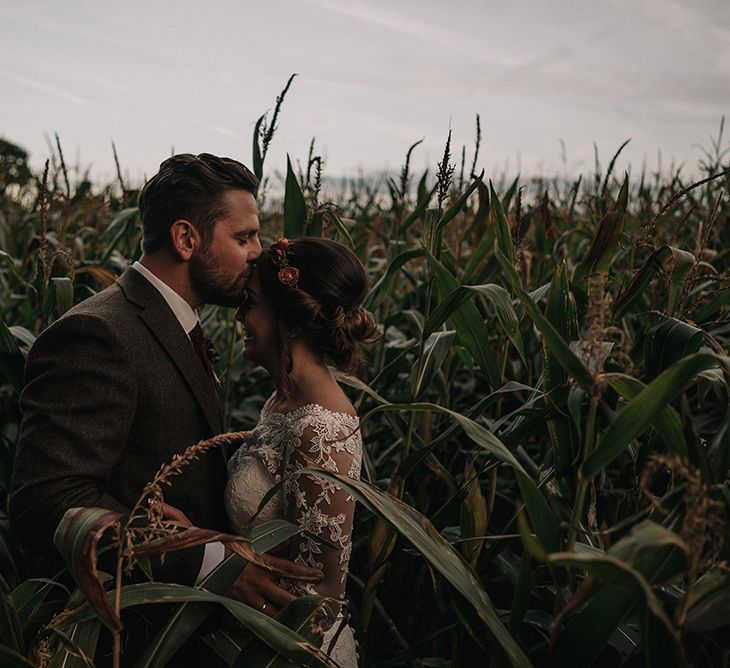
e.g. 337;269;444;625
284;422;360;603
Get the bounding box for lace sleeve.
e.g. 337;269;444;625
283;412;362;601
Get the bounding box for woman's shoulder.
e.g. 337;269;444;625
272;401;359;427
272;382;358;421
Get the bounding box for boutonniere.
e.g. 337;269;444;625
204;337;221;365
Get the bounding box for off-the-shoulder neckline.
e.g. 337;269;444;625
264;401;359;422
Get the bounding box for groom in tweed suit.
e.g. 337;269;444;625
9;153;319;663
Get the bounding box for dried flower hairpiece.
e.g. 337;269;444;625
269;238;300;287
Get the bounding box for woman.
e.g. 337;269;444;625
224;237;378;666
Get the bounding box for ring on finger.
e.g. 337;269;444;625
261;601;268;613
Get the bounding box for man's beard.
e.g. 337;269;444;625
189;247;247;307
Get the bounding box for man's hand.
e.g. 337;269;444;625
226;553;323;617
156;501;193;528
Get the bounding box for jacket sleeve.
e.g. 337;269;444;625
9;311;204;584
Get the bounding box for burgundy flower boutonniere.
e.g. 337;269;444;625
204;337;221;365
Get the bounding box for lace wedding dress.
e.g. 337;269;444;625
224;395;361;667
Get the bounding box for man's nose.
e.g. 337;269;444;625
249;235;262;260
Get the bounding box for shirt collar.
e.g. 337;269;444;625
131;261;199;335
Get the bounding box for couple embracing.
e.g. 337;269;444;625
9;153;377;666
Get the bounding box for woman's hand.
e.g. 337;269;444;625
226;551;323;617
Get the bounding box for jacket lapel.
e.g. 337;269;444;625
117;268;222;436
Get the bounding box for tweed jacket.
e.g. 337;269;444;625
10;268;228;585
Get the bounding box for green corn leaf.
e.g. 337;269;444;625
574;174;628;285
471;283;527;365
99;207;138;265
490;180;516;266
358;401;561;555
52;277;74;317
461;182;493;284
322;209;355;249
0;577;23;654
543;262;578;391
509;551;532;636
48;619;101;668
53;507;123;633
424;284;526;365
366;248;424;310
694;286;730;322
52;584;337;668
0;249;24;284
307;469;532;667
605;374;686;458
435;170;484;232
135;520;303;668
501;175;520;213
543;262;580;495
544;522;688;667
460;458;488;567
12;578;67;634
410;330;455;399
75;265;118;290
252;113;266;180
685;570;730;632
495;245;593;390
644;317;704;380
545;551;684;668
423;247;502;388
0;646;34;668
582;353;720;479
0;316;25;393
614;245;695;320
232;596;329;667
283;155;306;238
399;179;436;234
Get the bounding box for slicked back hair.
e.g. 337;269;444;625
138;153;259;254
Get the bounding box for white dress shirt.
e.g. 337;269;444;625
131;261;226;582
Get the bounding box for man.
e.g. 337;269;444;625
9;153;319;663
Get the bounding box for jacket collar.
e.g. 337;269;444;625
117;268;222;436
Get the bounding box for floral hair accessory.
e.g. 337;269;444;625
269;238;291;266
268;238;300;287
278;265;300;286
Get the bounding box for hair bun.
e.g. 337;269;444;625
257;237;380;374
341;306;379;343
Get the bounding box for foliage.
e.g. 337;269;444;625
0;81;729;666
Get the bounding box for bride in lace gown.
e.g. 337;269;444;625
225;237;378;666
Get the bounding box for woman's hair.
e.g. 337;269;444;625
257;237;379;391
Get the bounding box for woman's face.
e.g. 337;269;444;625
236;270;278;371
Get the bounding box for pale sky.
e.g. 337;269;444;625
2;0;729;187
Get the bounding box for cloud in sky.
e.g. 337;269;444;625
1;0;727;181
0;68;88;106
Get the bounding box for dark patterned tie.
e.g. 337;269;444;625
189;323;216;385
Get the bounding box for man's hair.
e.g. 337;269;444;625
138;153;259;254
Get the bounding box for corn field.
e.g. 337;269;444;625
1;82;729;667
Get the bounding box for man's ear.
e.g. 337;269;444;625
169;219;200;261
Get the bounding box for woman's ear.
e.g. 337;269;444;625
169;219;200;261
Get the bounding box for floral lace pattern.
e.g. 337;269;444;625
225;396;362;666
